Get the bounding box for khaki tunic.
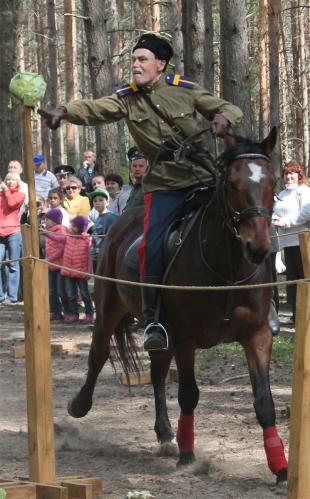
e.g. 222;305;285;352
66;75;243;193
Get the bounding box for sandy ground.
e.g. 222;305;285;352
0;303;293;498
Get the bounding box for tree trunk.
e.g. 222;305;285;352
290;0;303;164
152;1;160;32
220;0;251;136
204;0;214;93
268;0;282;176
47;0;61;165
298;3;309;172
64;0;79;167
182;0;205;86
258;0;269;140
167;0;183;74
82;0;121;174
0;0;22;175
133;0;152;31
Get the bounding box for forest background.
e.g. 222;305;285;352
0;0;309;181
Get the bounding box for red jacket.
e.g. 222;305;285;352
61;232;92;278
45;224;67;271
0;188;25;237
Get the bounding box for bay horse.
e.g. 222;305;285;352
68;128;288;487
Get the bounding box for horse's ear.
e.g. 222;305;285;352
260;127;277;155
224;130;236;149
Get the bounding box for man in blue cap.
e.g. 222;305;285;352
34;154;59;199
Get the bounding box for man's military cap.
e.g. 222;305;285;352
54;164;75;176
127;147;146;161
133;33;173;65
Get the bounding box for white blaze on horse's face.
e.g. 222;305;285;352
248;162;267;183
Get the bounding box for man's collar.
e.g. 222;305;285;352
141;73;165;92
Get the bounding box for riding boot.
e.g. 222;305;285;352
268;300;280;336
141;276;168;351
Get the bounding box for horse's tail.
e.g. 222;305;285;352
110;313;143;387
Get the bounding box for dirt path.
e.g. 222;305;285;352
0;303;292;498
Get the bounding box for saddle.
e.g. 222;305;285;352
121;185;215;295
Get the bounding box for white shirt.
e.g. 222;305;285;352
273;183;310;248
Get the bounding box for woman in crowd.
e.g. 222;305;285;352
273;160;310;324
0;173;25;304
63;176;90;218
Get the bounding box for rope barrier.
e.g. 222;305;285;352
0;254;308;291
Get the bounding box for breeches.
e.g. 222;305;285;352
138;190;187;278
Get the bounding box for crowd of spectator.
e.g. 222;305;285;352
0;148;148;324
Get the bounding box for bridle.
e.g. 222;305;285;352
217;151;273;239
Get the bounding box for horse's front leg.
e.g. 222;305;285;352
174;340;199;467
150;348;175;449
243;328;288;486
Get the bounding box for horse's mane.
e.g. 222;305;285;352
220;135;268;166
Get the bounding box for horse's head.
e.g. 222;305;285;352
219;127;277;265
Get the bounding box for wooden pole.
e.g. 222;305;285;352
22;107;39;257
21;106;56;482
287;232;310;498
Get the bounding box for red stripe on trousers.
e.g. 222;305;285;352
138;192;152;277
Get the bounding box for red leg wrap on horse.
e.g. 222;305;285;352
176;413;194;453
263;426;288;474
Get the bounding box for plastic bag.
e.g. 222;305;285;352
275;251;286;274
9;72;46;106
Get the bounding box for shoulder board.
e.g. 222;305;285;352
166;74;195;89
114;82;139;98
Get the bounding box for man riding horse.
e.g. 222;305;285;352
40;33;243;351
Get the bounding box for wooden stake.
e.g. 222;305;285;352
287;232;310;498
22;107;39;257
22;232;55;482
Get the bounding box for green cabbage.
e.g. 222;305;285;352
9;72;46;106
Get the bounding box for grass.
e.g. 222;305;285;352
197;334;294;369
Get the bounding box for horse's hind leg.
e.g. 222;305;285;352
150;349;175;447
243;330;288;485
68;286;126;418
174;341;199;466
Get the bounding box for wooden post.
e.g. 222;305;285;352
22;106;39;257
287;232;310;498
21;105;56;482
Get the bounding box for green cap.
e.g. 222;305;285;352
88;188;109;201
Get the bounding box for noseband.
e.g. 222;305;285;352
218;151;272;237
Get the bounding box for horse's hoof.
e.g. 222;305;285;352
275;468;287;494
67;396;92;418
157;438;178;457
176;451;195;467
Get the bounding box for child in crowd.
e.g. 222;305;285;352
43;208;67;320
61;215;94;324
88;188;117;272
47;187;70;228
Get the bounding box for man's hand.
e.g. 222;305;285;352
38;106;67;130
211;114;231;138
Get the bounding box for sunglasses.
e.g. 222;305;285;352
66;185;78;191
49;196;60;200
57;174;68;179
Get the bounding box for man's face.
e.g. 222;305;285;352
130;159;148;182
105;180;120;196
34;161;45;173
8;161;23;175
92;176;105;190
56;173;69;188
93;195;108;213
84;152;95;166
132;49;165;87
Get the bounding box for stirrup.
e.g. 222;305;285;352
143;322;169;351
